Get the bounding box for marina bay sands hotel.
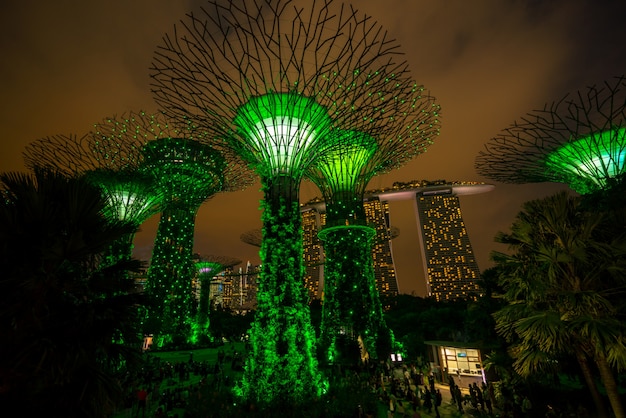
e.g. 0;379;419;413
300;179;494;302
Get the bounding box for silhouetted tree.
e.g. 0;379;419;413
0;170;146;417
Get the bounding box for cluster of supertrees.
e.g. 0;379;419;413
23;113;254;348
150;0;440;406
22;0;442;408
476;74;626;195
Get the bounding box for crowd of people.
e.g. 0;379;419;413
115;346;503;418
116;345;244;417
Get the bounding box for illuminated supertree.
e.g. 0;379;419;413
150;0;435;406
194;254;241;342
92;111;252;347
22;134;164;266
307;116;439;364
476;75;626;195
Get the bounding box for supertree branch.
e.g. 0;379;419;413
91;110;255;192
150;0;435;146
476;75;626;194
23;134;116;176
149;0;439;407
240;229;263;247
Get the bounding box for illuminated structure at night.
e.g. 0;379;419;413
305;128;442;363
150;0;431;406
22;134;164;266
302;180;490;301
476;75;626;195
375;180;492;301
92;112;252;347
194;255;241;342
301;197;400;300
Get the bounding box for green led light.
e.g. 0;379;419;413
141;137;226;347
233;93;333;176
314;130;377;192
545;127;626;194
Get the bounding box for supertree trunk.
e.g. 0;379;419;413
237;175;321;407
319;224;391;364
145;206;198;347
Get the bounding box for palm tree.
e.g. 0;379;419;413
0;169;147;417
491;191;626;418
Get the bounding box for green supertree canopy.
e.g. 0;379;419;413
22;134;164;266
308;130;378;227
233;93;334;179
545;127;626;193
476;75;626;194
149;0;439;408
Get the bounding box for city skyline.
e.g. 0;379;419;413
2;0;626;295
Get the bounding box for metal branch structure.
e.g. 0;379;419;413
92;111;254;347
476;75;626;195
240;229;263;247
22;134;164;267
149;0;438;406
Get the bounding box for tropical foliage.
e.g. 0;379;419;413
490;189;626;418
0;170;147;417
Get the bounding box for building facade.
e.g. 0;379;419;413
414;189;481;301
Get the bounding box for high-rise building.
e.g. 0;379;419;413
376;180;493;301
301;208;325;299
302;180;493;301
363;197;399;297
415;191;481;301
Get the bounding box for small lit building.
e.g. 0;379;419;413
424;340;486;387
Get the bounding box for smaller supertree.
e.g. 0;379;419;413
306;130;382;363
140;137;225;345
194;255;241;343
92;111;253;347
22;134;164;267
476;75;626;195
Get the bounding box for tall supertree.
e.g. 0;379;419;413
92;111;252;347
22;134;164;267
306;117;440;364
475;75;626;195
194;254;241;343
150;0;434;406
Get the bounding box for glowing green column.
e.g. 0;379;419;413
194;261;223;344
141;138;225;347
232;92;332;407
308;130;392;363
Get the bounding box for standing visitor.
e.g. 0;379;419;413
135;387;148;418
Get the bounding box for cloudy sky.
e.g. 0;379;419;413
2;0;625;295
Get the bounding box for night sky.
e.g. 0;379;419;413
2;0;625;295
